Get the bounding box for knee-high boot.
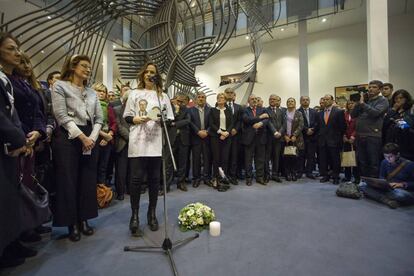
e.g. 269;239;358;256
129;208;139;235
147;193;159;231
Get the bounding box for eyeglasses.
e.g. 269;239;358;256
79;63;92;70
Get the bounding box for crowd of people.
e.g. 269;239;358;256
1;31;414;269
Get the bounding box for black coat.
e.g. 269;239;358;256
266;106;285;138
316;106;346;148
172;105;191;146
208;107;233;137
242;106;269;145
298;107;318;141
0;75;26;253
189;105;211;145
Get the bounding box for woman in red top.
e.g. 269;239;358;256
343;100;360;183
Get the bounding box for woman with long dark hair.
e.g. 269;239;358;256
343;100;360;183
383;89;414;161
123;62;174;235
51;54;103;242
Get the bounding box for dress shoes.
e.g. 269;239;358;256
286;175;292;181
158;189;164;196
264;176;270;184
68;225;81;242
291;173;297;182
306;174;316;180
271;176;282;183
147;208;159;231
177;182;188;191
192;179;201;188
256;177;266;185
332;178;340;185
80;221;94;236
117;194;125;200
129;209;139;235
246;178;252;186
320;177;330;183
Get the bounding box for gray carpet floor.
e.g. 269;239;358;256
2;179;414;276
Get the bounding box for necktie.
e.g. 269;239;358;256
272;107;276;113
252;107;256;117
324;109;330;124
305;109;310;125
229;102;234;114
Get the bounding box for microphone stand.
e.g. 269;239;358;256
123;79;199;276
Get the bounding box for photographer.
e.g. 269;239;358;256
351;80;389;177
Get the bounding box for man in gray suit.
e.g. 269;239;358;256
265;94;285;183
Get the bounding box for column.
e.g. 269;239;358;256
298;20;309;98
367;0;389;81
102;41;113;90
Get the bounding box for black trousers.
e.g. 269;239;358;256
52;125;98;227
265;138;282;178
96;140;112;184
318;143;341;179
191;139;211;180
356;136;382;177
173;137;189;183
228;134;240;178
115;146;129;196
299;138;317;175
245;140;265;179
210;136;231;178
129;157;161;210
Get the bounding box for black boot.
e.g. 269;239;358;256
68;224;81;242
147;208;159;231
129;209;139;235
80;220;94;236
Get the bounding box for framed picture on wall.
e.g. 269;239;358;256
219;72;255;86
334;84;368;109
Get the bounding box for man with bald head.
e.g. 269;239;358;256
242;94;269;185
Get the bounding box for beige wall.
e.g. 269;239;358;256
196;12;414;107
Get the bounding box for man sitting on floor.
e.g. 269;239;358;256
360;143;414;209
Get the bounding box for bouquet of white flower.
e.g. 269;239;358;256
178;202;215;232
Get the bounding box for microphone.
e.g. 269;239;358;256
149;75;158;83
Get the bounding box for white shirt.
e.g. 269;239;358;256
123;88;174;157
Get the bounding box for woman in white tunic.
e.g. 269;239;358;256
123;62;174;235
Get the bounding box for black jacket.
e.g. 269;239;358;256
208;107;233;137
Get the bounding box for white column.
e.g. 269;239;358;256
102;41;114;90
298;20;309;98
367;0;389;81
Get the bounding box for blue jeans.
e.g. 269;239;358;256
360;183;414;206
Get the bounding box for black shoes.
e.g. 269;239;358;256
147;208;159;231
117;194;125;200
177;182;188;192
271;176;282;183
192;179;201;188
320;177;330;183
246;178;252;186
68;224;81;242
256;177;266;185
286;174;292;181
80;221;94;236
332;178;340;185
306;174;316;180
129;209;139;235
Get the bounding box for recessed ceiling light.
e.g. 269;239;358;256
245;35;249;39
322;18;327;22
216;43;219;46
113;45;116;49
41;50;45;54
281;28;284;31
47;16;52;20
191;2;195;7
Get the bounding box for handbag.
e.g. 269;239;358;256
336;182;362;199
283;145;298;156
97;184;113;209
341;145;356;167
19;174;52;230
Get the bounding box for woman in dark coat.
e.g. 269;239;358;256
0;32;35;268
208;92;233;191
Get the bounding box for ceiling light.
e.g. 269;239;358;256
281;28;284;31
191;2;195;7
47;16;52;20
41;50;45;54
215;43;219;46
245;35;249;39
322;18;327;22
113;45;116;49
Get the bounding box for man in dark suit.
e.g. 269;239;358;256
265;94;285;183
242;94;269;185
171;94;191;191
188;92;211;188
298;96;318;179
113;90;130;200
316;94;346;184
224;87;243;185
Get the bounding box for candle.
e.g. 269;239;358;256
209;221;221;237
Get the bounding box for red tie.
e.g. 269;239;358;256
252;107;256;117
